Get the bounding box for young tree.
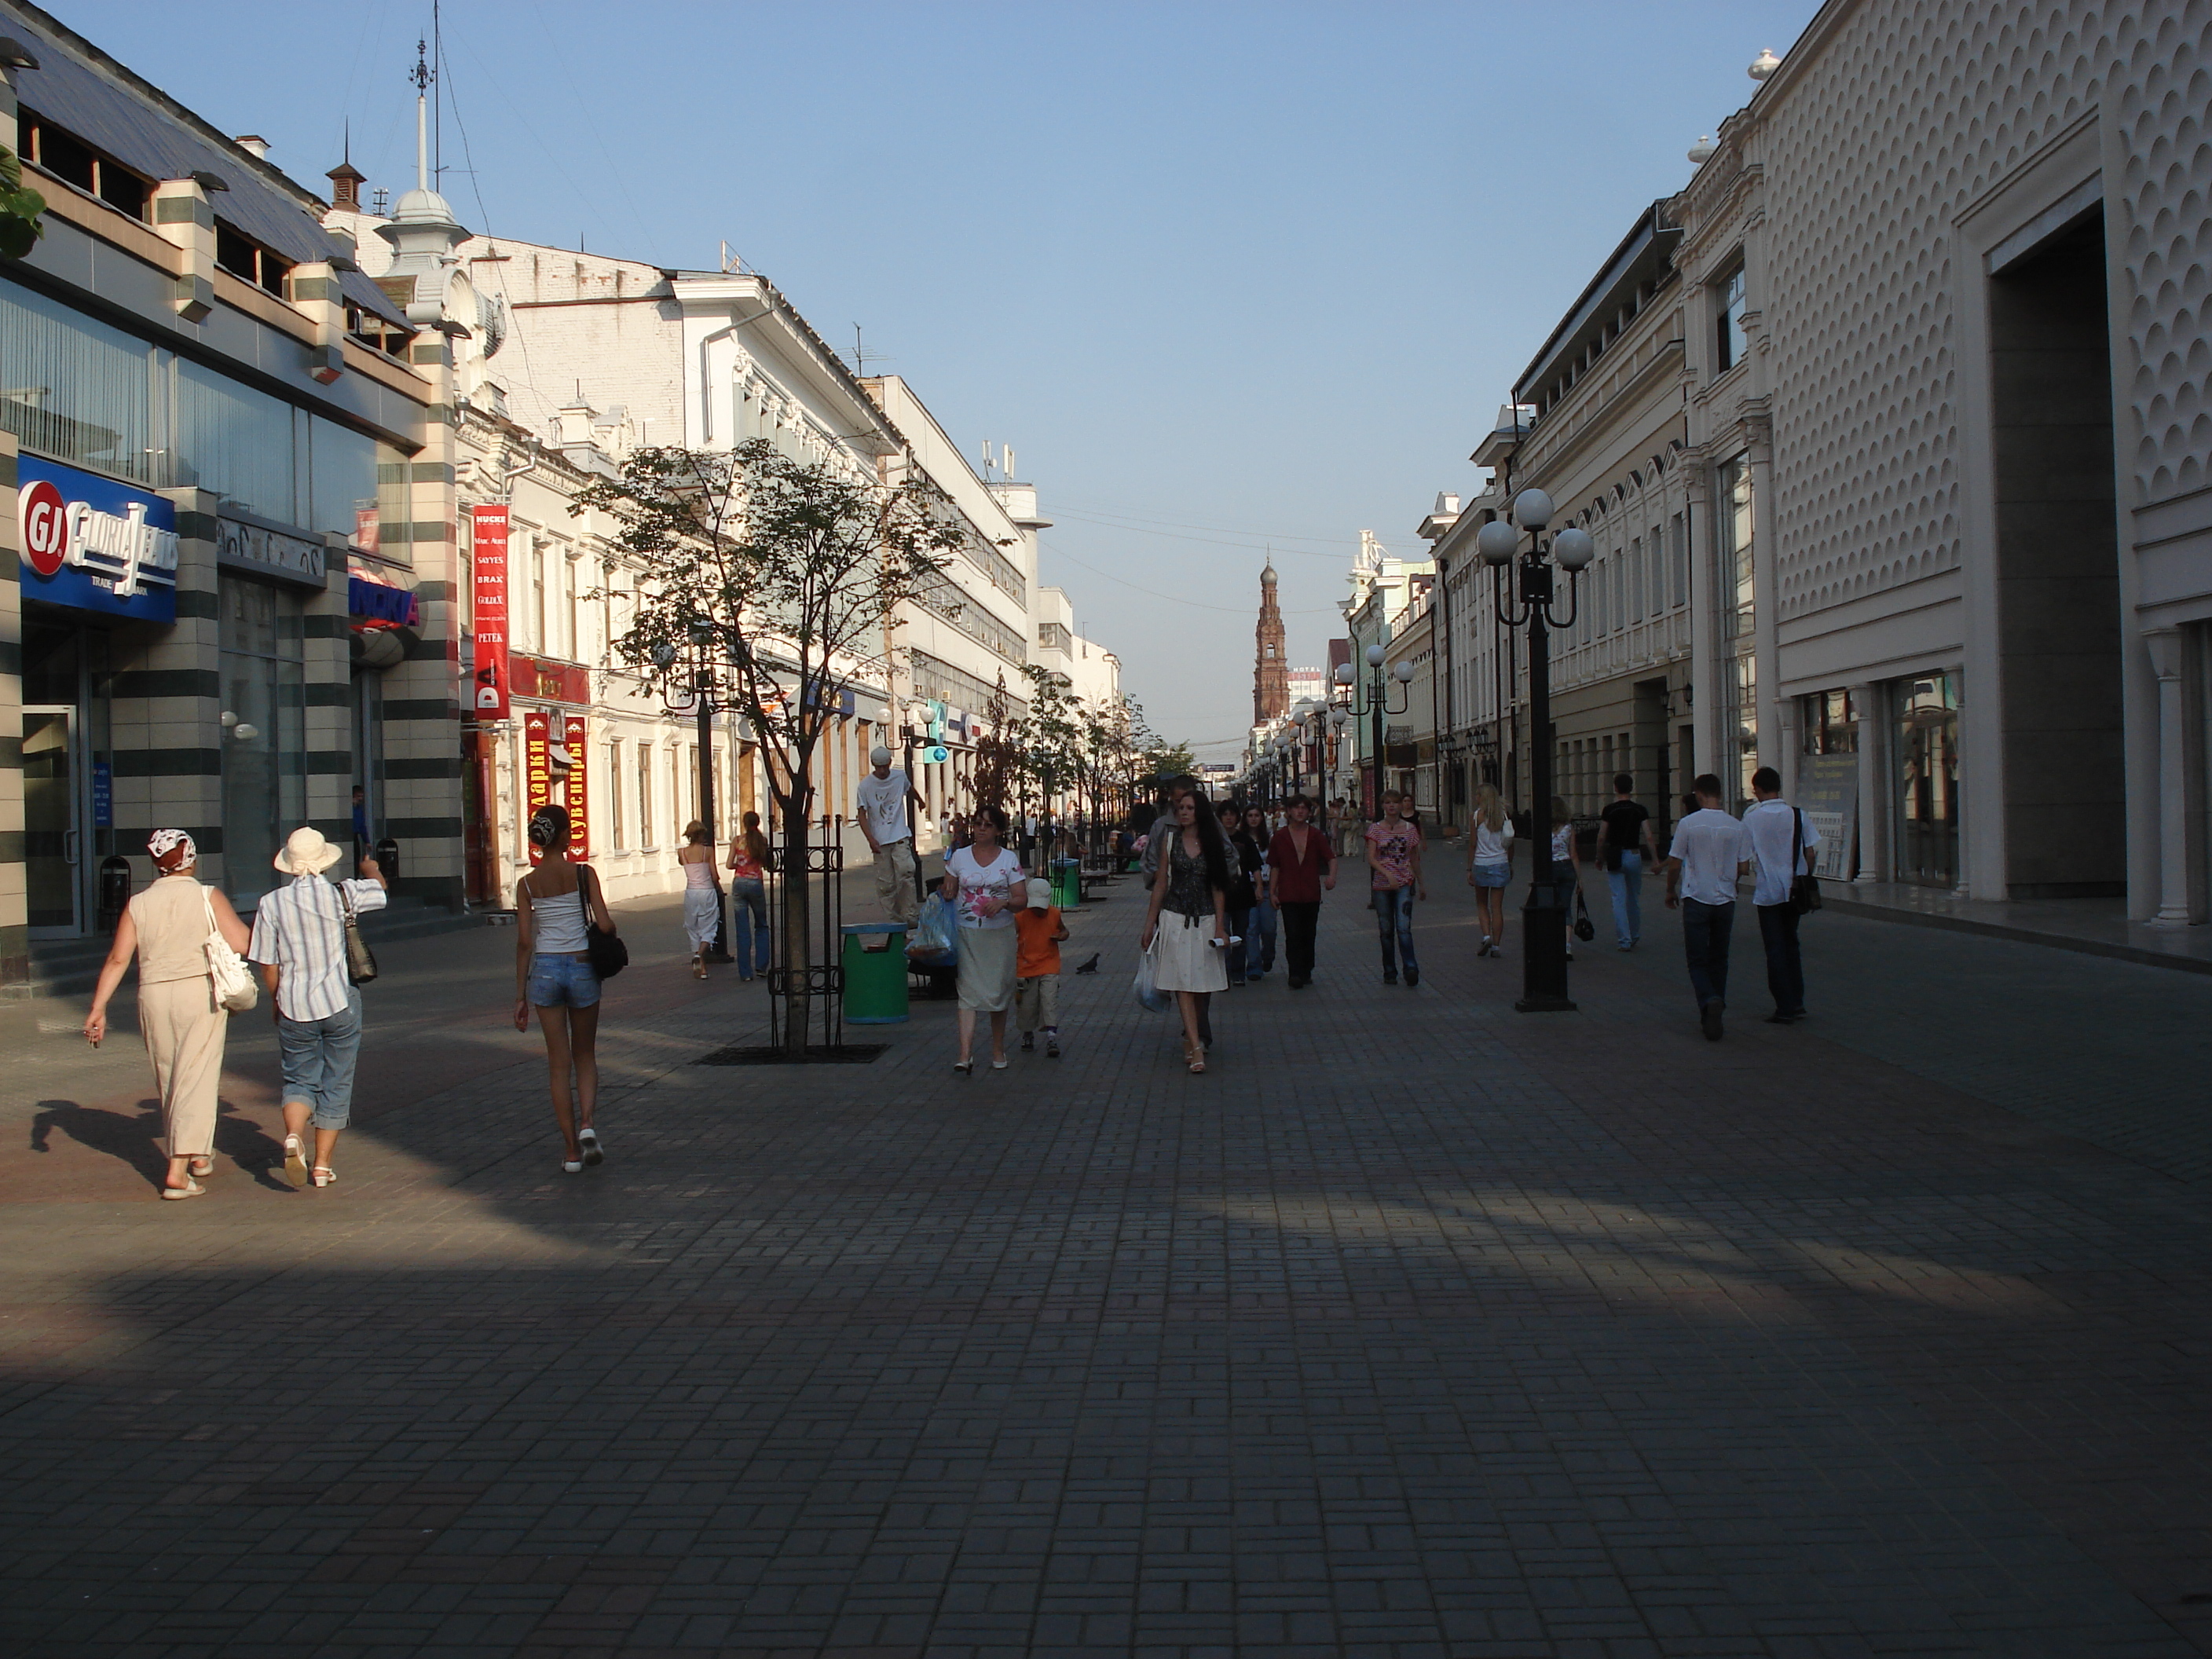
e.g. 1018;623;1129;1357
1014;663;1082;830
575;439;959;1056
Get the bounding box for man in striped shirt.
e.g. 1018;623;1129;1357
248;826;389;1189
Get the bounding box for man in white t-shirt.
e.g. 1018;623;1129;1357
1744;765;1819;1025
856;745;925;926
1663;773;1752;1041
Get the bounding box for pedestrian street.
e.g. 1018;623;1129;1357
3;873;2211;1657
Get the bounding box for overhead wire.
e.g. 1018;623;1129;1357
1038;538;1342;615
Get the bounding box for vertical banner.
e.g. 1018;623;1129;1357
471;504;511;720
563;715;591;859
1796;752;1860;881
524;709;551;866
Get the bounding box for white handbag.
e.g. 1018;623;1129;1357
202;888;258;1013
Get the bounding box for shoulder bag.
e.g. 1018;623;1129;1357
1573;884;1597;942
202;888;258;1013
1789;808;1823;916
577;862;628;980
340;886;379;983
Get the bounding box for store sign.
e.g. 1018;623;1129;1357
218;516;326;586
16;456;178;622
471;505;511;720
347;573;419;629
563;715;591;858
512;654;590;705
523;709;552;866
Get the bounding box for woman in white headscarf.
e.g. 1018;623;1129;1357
83;830;252;1199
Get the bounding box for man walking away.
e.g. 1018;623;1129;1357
1662;775;1749;1041
857;745;925;928
1365;789;1426;987
1744;764;1818;1024
1595;774;1660;952
250;826;390;1188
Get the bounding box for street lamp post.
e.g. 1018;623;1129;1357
1334;644;1414;820
654;619;734;961
1477;489;1593;1013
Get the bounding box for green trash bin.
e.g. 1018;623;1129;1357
840;922;910;1024
1050;856;1082;910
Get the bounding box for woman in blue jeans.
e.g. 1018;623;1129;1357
724;811;772;980
515;805;618;1174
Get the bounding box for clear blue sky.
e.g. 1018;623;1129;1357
82;0;1820;754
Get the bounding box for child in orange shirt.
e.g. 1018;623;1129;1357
1013;877;1069;1057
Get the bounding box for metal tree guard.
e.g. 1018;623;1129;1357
764;811;846;1052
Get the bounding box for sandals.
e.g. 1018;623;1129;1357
578;1127;605;1166
1185;1043;1207;1075
692;959;708;980
953;1059;974;1076
309;1166;337;1188
160;1178;205;1201
186;1155;214;1178
991;1057;1009;1071
282;1135;309;1190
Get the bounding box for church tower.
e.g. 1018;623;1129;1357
1254;560;1289;724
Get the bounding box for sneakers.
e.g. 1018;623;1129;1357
1404;968;1420;987
1046;1035;1060;1058
1701;999;1725;1041
578;1127;605;1166
1021;1031;1035;1050
1479;935;1491;954
1766;1009;1806;1025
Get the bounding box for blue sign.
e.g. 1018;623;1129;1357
346;574;419;627
924;745;950;765
16;456;178;623
91;760;112;827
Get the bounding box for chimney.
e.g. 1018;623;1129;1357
234;134;269;159
327;159;366;211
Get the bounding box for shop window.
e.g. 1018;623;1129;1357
1715;261;1748;374
1717;455;1754;639
0;277;156;481
178;357;299;522
1895;672;1960;888
1800;688;1858;754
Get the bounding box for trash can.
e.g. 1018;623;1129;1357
840;922;910;1024
1051;856;1082;910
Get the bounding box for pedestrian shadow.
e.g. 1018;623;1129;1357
29;1098;291;1192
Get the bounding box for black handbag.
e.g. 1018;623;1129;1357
1789;808;1822;916
577;862;628;980
341;888;378;984
1573;884;1596;942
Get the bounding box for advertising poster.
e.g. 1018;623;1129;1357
523;709;551;866
1796;752;1859;881
471;504;511;721
563;715;591;859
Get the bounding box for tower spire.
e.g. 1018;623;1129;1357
1254;556;1288;726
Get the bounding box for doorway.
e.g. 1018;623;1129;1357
1988;207;2122;897
23;705;82;935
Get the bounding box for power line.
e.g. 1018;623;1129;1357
1039;539;1342;615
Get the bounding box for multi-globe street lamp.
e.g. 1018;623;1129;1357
651;617;734;962
1334;643;1415;818
1476;488;1593;1013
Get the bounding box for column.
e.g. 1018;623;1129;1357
1745;415;1780;784
1850;681;1888;884
2144;629;2193;925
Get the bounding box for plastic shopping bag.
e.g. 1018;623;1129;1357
1133;937;1174;1014
908;891;958;966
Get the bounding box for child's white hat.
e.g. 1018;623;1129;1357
1024;877;1053;910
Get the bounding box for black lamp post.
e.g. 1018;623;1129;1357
654;618;734;961
1477;489;1592;1013
1333;643;1412;819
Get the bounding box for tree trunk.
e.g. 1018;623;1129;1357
779;787;811;1058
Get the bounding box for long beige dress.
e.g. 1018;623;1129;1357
127;873;227;1159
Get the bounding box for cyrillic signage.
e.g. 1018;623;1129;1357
562;715;591;859
16;456;178;622
523;709;551;866
471;504;511;720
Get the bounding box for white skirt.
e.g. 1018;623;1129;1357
683;887;720;947
957;923;1019;1011
1153;910;1228;993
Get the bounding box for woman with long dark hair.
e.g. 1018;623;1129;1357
945;802;1023;1073
725;811;771;980
1141;786;1231;1073
514;804;617;1173
1218;800;1258;987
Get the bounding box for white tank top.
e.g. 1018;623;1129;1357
532;888;589;952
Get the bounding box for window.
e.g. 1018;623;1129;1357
214;222;291;295
563;554;580;660
178;357;299;520
1669;513;1688;608
636;743;654;848
608;742;624;848
1718;454;1755;639
218;576;306;908
0;278;155;481
22;113;148;219
530;543;547;654
1715;262;1748;374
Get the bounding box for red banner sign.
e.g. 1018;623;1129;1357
471;504;511;720
563;715;591;859
512;654;591;706
524;709;551;866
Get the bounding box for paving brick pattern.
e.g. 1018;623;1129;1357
2;870;2210;1657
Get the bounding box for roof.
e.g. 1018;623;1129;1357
2;1;410;327
1511;201;1679;403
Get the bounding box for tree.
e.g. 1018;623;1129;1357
1013;663;1082;826
0;148;45;261
575;439;960;1056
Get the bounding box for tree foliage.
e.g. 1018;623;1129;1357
0;147;45;262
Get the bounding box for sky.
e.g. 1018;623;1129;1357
80;0;1822;756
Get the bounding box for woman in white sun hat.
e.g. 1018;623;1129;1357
247;826;389;1189
82;830;253;1199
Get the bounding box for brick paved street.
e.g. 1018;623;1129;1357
3;870;2212;1657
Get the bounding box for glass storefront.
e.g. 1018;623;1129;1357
1895;671;1960;888
218;576;306;906
20;617;115;934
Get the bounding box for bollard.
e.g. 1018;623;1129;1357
373;835;400;886
97;855;133;934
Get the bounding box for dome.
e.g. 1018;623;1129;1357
1261;560;1278;584
390;185;457;225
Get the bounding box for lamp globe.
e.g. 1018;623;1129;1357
1476;519;1519;566
1512;489;1555;530
1552;527;1596;571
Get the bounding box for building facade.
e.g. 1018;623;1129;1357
0;3;463;990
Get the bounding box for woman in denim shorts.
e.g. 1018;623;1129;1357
514;804;618;1174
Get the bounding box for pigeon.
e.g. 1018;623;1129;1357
1073;952;1101;975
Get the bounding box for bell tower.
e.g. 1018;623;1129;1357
1254;560;1288;724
